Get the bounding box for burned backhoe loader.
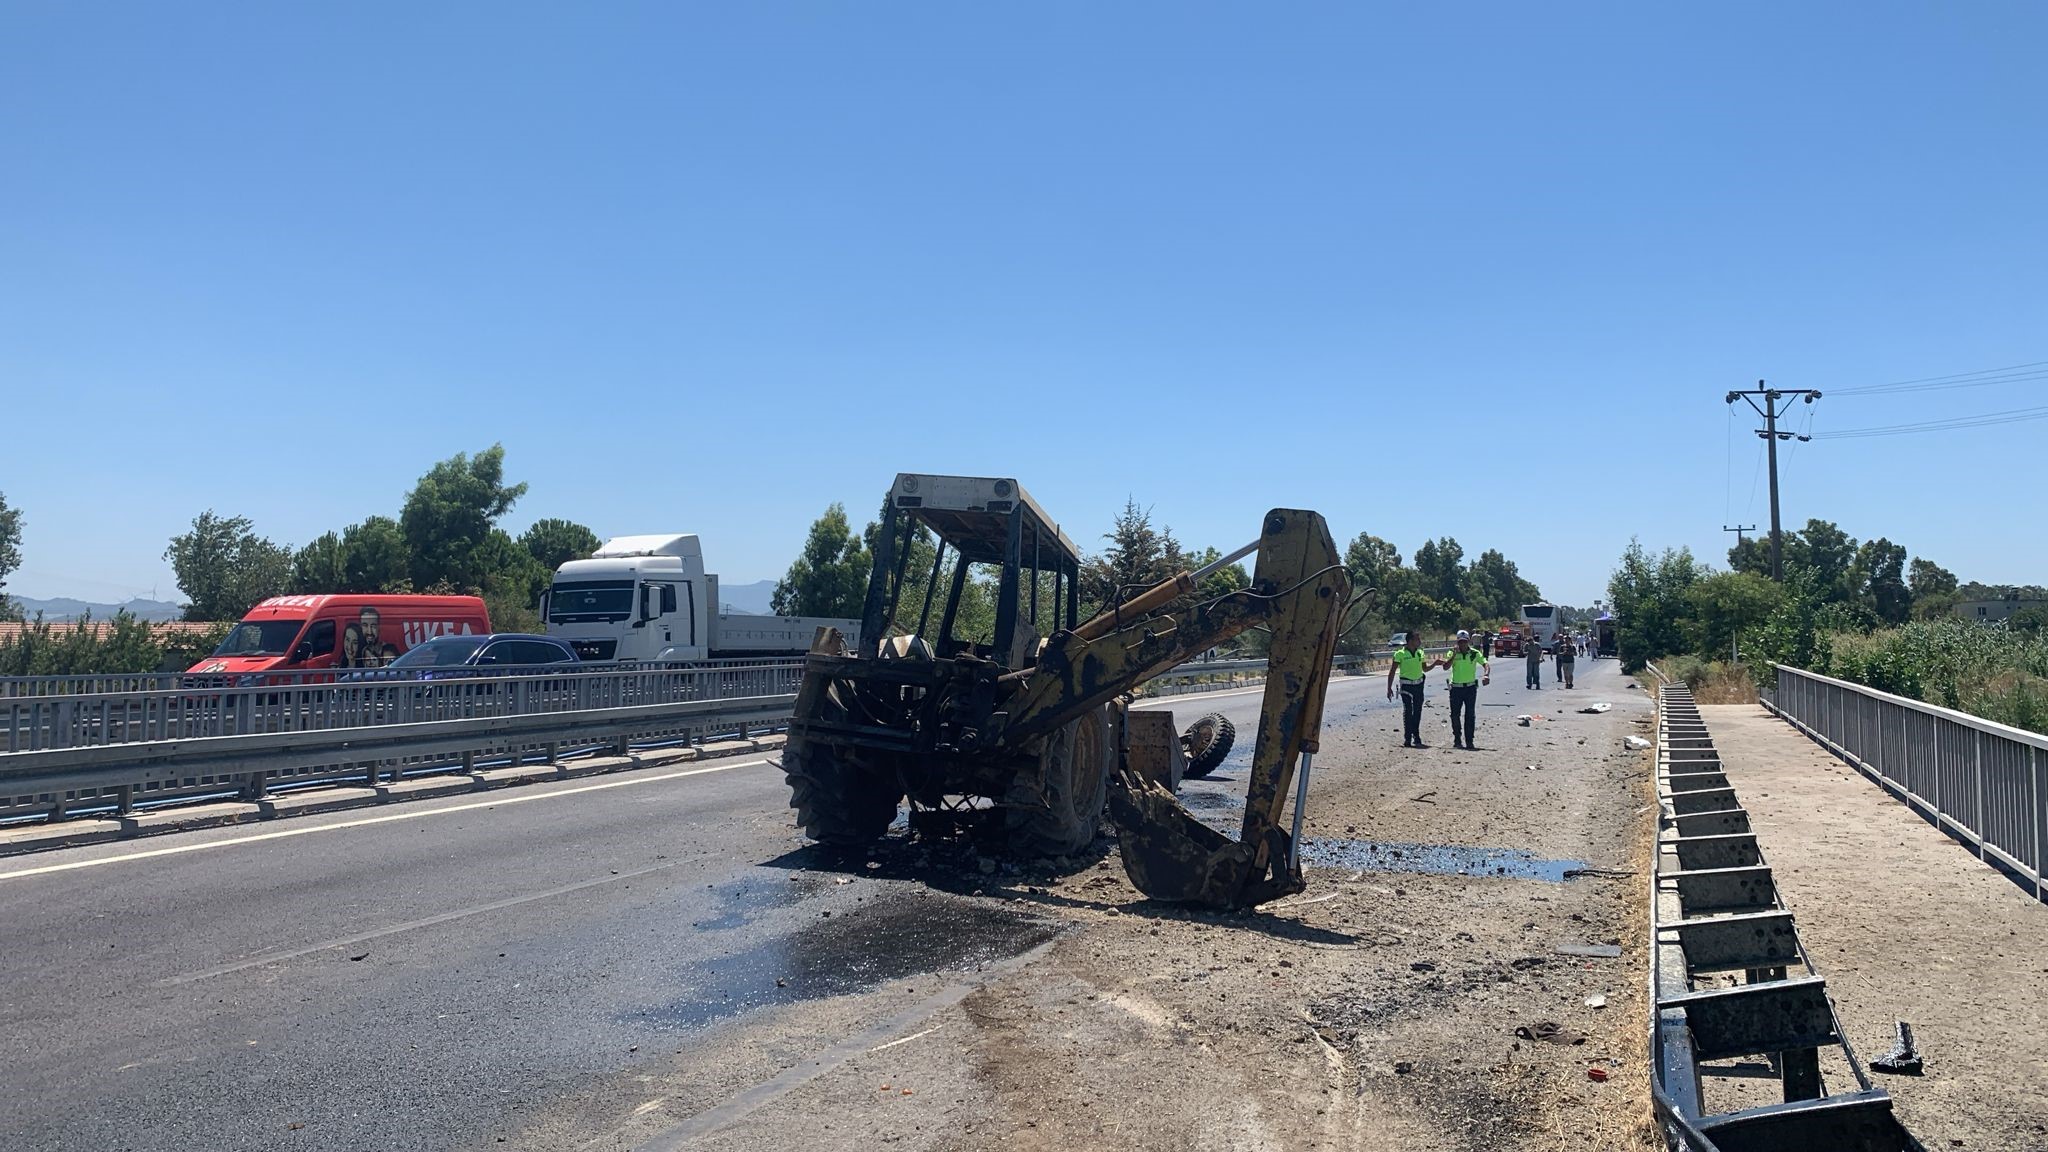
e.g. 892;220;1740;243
781;474;1349;909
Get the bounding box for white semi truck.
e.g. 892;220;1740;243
543;534;859;663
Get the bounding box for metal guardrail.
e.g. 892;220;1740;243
0;656;807;699
3;661;806;754
1648;682;1919;1151
1765;664;2048;902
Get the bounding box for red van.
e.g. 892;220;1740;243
187;595;492;676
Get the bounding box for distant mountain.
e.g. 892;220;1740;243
718;579;778;616
8;596;189;622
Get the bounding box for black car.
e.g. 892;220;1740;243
383;634;579;674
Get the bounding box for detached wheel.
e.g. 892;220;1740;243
1007;706;1112;858
1180;713;1236;779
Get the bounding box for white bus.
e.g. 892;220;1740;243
1520;603;1561;652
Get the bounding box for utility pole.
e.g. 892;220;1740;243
1722;523;1756;567
1726;381;1821;581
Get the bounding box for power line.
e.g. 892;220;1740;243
1810;403;2048;440
1830;359;2048;397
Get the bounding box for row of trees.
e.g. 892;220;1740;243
770;498;1545;655
1606;518;2047;732
1342;533;1544;641
164;447;601;630
1606;517;2033;676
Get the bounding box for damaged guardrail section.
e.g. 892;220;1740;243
1648;682;1924;1152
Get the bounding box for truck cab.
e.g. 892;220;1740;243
543;534;859;663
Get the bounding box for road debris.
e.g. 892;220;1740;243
1587;1067;1610;1082
1871;1020;1924;1075
1625;736;1652;750
1515;1020;1585;1045
1583;994;1607;1010
1577;702;1613;714
1555;943;1624;959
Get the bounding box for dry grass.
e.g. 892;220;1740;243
1583;725;1663;1149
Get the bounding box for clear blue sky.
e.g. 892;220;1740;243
4;3;2043;608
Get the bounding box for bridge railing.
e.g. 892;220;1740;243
1766;663;2048;901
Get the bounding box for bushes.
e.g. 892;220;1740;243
1807;618;2048;734
0;614;230;676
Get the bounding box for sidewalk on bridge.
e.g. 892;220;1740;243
1701;703;2048;1149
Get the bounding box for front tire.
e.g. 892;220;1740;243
1007;707;1112;858
784;685;902;846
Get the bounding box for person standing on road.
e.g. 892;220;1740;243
1524;634;1544;689
1481;629;1493;659
1555;632;1577;689
1445;629;1489;750
1386;631;1443;749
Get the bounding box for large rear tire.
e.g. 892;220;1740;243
1007;707;1112;858
784;686;902;846
787;743;901;846
1180;712;1236;779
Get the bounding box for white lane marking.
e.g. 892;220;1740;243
158;856;701;986
0;758;773;884
867;1025;940;1053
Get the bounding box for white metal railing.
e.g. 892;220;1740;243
2;661;806;753
1768;664;2048;901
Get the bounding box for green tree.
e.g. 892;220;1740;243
518;518;601;573
0;490;21;620
291;531;350;593
164;511;293;621
341;517;413;593
1412;537;1465;608
1607;539;1701;669
1081;498;1177;607
473;528;551;631
772;503;872;618
1794;519;1858;602
1908;557;1959;619
1851;537;1911;625
1343;533;1402;593
1684;571;1786;659
399;445;529;591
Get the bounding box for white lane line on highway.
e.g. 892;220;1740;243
0;757;773;884
158;856;699;986
868;1024;940;1053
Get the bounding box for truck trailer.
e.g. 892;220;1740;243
543;534;859;663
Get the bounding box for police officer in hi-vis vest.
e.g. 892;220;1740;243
1385;631;1448;749
1444;629;1490;750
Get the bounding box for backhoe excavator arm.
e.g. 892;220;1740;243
994;508;1350;909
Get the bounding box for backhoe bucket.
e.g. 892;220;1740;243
1109;768;1304;908
1102;508;1346;910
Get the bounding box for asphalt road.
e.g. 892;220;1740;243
0;652;1609;1151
